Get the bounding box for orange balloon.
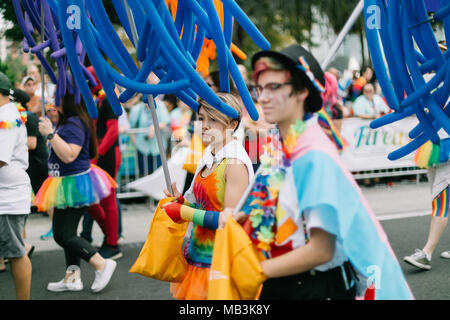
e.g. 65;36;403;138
163;0;249;77
165;0;177;19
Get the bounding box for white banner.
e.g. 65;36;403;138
339;117;420;171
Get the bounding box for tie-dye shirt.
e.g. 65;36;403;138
183;159;228;267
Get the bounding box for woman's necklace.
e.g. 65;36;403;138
0;105;28;129
242;119;306;252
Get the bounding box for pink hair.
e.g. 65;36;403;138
252;57;290;83
321;71;338;107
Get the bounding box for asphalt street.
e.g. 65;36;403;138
2;180;450;301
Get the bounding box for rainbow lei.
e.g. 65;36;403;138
242;119;306;252
0;105;28;129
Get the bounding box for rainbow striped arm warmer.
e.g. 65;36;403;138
163;202;220;230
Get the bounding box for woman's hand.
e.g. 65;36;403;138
218;208;248;228
38;117;54;136
218;208;233;229
163;182;181;199
233;210;248;224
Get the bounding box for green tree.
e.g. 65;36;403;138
0;54;26;85
233;0;317;68
232;0;368;72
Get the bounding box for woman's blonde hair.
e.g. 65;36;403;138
198;92;243;130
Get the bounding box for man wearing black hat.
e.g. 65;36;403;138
237;44;412;300
0;72;32;299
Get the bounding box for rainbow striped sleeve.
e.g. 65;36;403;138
164;203;220;230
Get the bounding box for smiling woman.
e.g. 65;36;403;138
162;92;255;300
197;93;242;149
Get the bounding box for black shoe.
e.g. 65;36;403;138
98;244;123;260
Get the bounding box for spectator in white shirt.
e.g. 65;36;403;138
352;83;389;120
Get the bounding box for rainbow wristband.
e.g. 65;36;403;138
176;195;197;208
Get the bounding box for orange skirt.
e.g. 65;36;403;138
170;264;210;300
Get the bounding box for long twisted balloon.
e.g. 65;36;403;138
364;0;450;160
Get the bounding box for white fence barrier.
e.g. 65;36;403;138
118;117;427;199
339;117;427;179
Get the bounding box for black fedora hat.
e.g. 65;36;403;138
252;44;325;112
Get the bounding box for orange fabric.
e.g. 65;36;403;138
129;198;189;282
208;215;267;300
170;264;210;300
182;133;205;174
275;217;298;244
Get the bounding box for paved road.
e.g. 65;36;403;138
2;181;449;300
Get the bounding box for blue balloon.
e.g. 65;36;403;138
364;0;450;160
56;0;98;118
29;0;270;121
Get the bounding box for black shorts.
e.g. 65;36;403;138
259;261;357;300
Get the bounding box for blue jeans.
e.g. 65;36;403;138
136;152;162;177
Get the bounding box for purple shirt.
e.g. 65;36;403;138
48;116;91;177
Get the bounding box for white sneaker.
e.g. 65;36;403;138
91;259;117;293
47;278;83;292
403;249;431;270
440;250;450;259
47;265;83;292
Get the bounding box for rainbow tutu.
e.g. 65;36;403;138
33;164;117;212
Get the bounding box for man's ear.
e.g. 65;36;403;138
231;119;240;132
295;87;309;102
